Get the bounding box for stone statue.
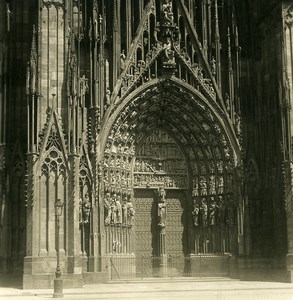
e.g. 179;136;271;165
217;195;225;224
209;174;216;195
192;198;200;226
199;176;207;195
235;113;241;136
104;192;112;224
209;197;217;226
181;47;191;63
122;196;128;225
162;0;174;24
82;193;91;224
110;196;117;224
211;56;216;76
200;198;208;226
120;50;126;72
163;37;175;64
217;160;224;173
126;198;135;226
104;87;111;110
158;187;167;227
217;176;224;194
115;194;122;224
193;179;199;196
225;93;231;113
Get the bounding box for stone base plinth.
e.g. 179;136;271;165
22;255;107;288
188;254;232;277
83;271;107;284
237;256;291;282
23;273;83;289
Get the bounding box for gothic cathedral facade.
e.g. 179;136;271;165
1;0;293;288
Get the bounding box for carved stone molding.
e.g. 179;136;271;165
284;5;293;27
42;0;64;9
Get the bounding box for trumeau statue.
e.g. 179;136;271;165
158;187;167;227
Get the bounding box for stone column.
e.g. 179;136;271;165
283;3;293;282
67;154;82;275
0;0;8;276
157;188;167;277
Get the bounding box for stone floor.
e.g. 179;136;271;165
1;279;293;300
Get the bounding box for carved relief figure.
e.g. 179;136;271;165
162;0;174;24
217;176;224;194
158;187;167;227
199;176;207;195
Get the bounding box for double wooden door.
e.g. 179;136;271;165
133;189;188;276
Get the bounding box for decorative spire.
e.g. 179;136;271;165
27;25;38;95
214;0;221;90
215;0;219;38
227;27;232;73
113;0;118;32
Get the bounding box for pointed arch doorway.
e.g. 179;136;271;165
99;79;241;278
133;129;189;277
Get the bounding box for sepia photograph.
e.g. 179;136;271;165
1;0;293;299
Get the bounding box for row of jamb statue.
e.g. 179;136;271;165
192;195;236;227
104;192;135;226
